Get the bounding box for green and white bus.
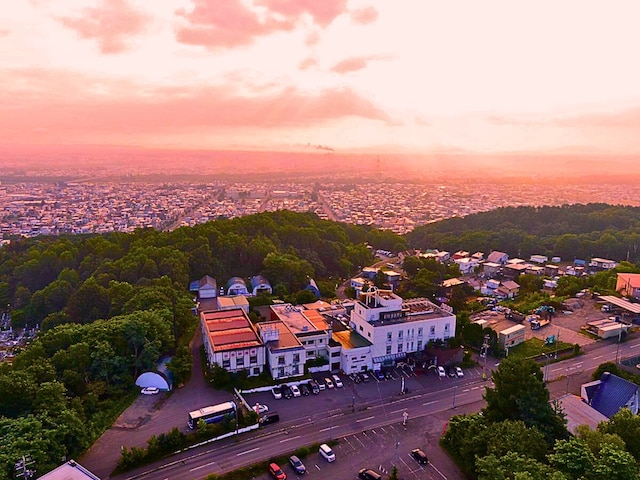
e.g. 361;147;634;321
187;401;236;429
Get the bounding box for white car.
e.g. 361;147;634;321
455;366;464;377
319;443;336;462
254;403;269;414
272;386;283;399
141;387;159;395
291;385;301;397
324;378;335;389
332;374;343;388
437;366;446;378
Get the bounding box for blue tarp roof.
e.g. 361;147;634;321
590;372;638;418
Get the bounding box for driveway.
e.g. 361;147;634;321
81;325;234;479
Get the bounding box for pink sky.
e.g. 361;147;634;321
2;0;640;154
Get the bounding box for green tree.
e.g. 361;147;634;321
599;408;640;462
483;357;568;445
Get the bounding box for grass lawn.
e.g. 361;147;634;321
507;337;573;360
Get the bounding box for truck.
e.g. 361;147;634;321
530;318;551;330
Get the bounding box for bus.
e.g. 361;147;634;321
187;401;236;429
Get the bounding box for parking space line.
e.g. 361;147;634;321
429;461;448;479
353;435;365;448
315;464;321;471
380;427;387;433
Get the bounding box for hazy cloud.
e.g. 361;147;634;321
57;0;149;54
299;57;318;71
0;69;391;144
350;6;378;25
331;55;388;74
175;0;348;49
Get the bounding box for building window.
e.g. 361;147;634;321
249;355;257;364
331;351;340;358
308;340;316;345
222;359;230;368
398;330;403;340
386;345;392;355
397;343;403;353
359;325;364;332
278;367;284;377
409;342;414;351
278;356;285;365
307;350;315;357
444;323;450;332
318;339;323;344
387;332;392;343
430;326;435;335
417;340;422;350
418;327;423;337
292;365;299;375
293;353;300;363
367;332;371;338
236;356;244;367
253;367;260;375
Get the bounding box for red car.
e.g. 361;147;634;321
268;462;287;480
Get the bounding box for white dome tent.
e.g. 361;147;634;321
135;371;171;391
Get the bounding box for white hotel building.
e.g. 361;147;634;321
349;289;456;367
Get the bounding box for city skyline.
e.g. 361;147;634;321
3;1;640;158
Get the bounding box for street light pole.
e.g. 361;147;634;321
565;367;571;395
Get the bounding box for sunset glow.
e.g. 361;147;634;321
2;0;640;154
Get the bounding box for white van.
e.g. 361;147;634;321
319;443;336;462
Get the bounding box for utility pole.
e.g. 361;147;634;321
452;385;457;409
14;455;35;479
481;334;489;381
615;326;623;364
554;329;559;359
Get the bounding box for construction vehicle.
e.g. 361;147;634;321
531;318;551;330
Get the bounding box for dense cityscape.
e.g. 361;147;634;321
2;179;640;238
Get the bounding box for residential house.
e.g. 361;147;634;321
454;256;478;274
582;372;640;417
482;262;502;278
589;257;618;271
545;264;560;277
616;273;640;300
555;394;608;434
487;251;509;265
435;251;451;263
495;280;520;299
200;309;265;377
471;252;484;261
361;267;379;280
503;263;527;279
40;460;101;480
481;279;501;296
452;250;469;260
332;329;373;374
530;254;548;264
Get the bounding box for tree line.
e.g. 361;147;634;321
406;203;640;263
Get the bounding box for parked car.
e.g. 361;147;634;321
300;383;310;396
308;380;320;394
254;403;269;414
361;372;371;383
411;448;429;465
281;384;294;399
268;462;287;480
319;443;336;462
324;377;335;389
289;455;306;474
351;373;362;383
447;367;456;378
332;374;343;388
271;386;282;399
359;468;383;480
455;366;464;377
259;412;280;425
140;387;159;395
374;370;385;381
437;366;446;377
317;379;326;391
290;385;301;397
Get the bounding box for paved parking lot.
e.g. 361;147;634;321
243;365;485;428
249;405;464;480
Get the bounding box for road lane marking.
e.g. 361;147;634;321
423;400;437;406
190;461;217;472
630;344;640;349
236;447;260;456
319;427;331;432
593;355;603;360
356;416;375;422
390;408;406;414
279;435;301;443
